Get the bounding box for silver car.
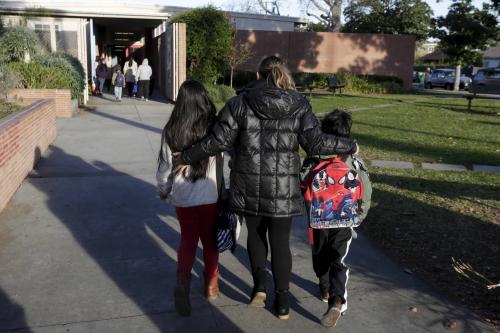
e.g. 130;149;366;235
426;69;472;90
470;68;500;95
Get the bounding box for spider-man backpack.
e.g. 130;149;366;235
301;156;364;229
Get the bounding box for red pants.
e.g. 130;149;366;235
175;203;219;278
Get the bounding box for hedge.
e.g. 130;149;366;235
33;53;85;99
205;84;236;105
229;70;404;94
7;62;72;93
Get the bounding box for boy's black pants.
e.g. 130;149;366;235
311;227;352;305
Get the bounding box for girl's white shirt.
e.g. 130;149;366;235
156;143;218;207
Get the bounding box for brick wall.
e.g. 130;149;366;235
7;89;73;118
0;99;57;213
235;31;416;88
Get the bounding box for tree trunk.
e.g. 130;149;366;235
230;66;234;89
453;65;461;92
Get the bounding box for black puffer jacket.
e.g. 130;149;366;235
183;80;356;217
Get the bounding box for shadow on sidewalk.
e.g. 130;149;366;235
0;288;32;333
26;146;246;332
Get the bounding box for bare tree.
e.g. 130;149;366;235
224;0;281;15
302;0;342;32
227;42;253;88
256;0;281;15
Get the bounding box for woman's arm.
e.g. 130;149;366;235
181;100;239;165
298;107;357;155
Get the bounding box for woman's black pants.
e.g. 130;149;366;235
245;215;292;293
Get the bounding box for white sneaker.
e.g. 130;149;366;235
145;98;149;102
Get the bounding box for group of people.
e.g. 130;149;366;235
95;56;153;101
156;56;371;328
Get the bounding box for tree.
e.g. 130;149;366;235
225;0;281;15
227;41;252;88
342;0;433;42
171;6;234;84
302;0;342;32
0;26;47;63
433;0;499;90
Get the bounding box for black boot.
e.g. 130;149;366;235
274;290;290;320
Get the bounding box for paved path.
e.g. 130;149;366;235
0;95;495;333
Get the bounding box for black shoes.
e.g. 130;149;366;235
274;290;290;320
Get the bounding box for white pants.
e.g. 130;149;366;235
114;86;122;100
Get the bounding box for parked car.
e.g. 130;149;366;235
470;68;500;95
426;69;472;90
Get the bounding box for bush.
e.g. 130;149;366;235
33;53;85;99
0;99;21;119
293;72;404;94
8;62;72;92
171;6;234;84
205;84;235;105
0;65;22;99
0;26;46;62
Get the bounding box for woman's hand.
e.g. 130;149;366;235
172;152;188;174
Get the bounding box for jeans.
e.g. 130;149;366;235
245;215;292;292
98;78;105;94
114;86;122;100
126;81;134;97
175;204;219;277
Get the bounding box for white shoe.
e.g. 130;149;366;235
145;98;149;102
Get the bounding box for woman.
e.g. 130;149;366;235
177;56;358;320
123;57;138;97
156;80;220;317
136;58;152;101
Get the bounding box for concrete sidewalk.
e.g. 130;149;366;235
0;95;495;333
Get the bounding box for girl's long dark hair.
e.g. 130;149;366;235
158;80;216;182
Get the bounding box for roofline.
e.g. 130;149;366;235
0;1;171;20
136;5;308;24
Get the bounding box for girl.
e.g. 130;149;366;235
177;56;358;320
156;80;220;317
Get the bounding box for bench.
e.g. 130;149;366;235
327;76;346;94
464;92;500;112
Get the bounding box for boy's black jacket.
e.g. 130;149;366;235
183;79;357;218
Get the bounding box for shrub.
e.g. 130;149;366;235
205;84;235;105
0;65;23;99
0;26;46;62
33;53;85;99
293;72;404;94
8;62;71;92
0;99;21;118
218;84;236;103
171;6;234;84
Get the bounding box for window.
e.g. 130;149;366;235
34;24;51;51
56;29;78;57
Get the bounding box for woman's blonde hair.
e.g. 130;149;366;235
258;56;296;90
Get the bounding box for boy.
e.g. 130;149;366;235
112;66;125;102
300;110;372;328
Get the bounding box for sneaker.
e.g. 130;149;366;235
321;300;342;327
320;289;329;303
248;291;266;308
141;96;144;100
145;98;149;102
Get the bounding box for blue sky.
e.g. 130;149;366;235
23;0;490;19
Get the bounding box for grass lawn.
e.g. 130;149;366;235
0;99;20;119
307;92;500;326
363;167;500;327
310;93;500;166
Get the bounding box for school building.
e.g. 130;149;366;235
1;1;416;101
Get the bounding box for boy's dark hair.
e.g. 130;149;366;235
321;109;352;137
